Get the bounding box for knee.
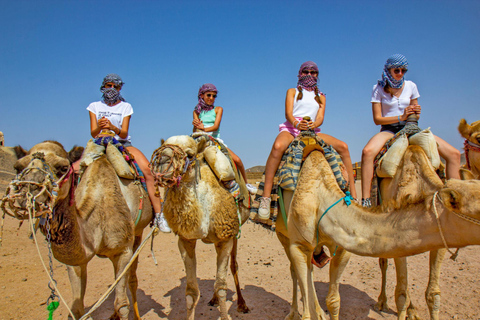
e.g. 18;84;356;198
362;145;377;160
335;141;349;155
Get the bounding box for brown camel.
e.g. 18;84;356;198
458;118;480;179
150;134;250;320
2;140;153;320
281;145;480;320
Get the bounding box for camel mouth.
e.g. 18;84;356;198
151;144;192;188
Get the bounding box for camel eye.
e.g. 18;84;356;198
55;165;69;176
14;163;25;174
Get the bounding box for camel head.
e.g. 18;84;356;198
150;135;201;189
458;119;480;145
2;141;83;219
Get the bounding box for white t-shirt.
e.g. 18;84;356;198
371;80;420;117
293;89;321;120
87;101;133;142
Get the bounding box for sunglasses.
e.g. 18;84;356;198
302;70;318;75
104;83;121;89
206;94;217;98
393;68;407;75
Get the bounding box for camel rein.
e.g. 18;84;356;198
431;190;480;261
150;144;195;189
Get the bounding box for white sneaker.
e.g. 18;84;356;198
257;197;271;220
156;212;171;233
246;183;258;194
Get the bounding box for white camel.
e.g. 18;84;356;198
150;134;250;320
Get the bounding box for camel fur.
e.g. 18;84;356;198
458;118;480;179
151;135;250;320
280;145;480;320
9;140;153;320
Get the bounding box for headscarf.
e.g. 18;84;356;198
194;83;218;114
100;73;126;105
377;54;409;89
297;61;319;92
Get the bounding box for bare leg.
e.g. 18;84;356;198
263;132;294;198
317;133;357;199
361;131;393;199
434;135;461;180
127;146;162;213
227;148;248;183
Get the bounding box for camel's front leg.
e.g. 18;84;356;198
214;239;234;320
393;257;410;320
325;246;351;320
110;247;134;320
290;243;327;320
277;232;301;320
375;258;390;312
129;235;143;320
425;249;446;320
66;264;87;320
229;237;250;313
178;237;199;320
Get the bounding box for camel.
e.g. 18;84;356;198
2;140;153;320
279;144;480;320
149;134;250;320
458;118;480;179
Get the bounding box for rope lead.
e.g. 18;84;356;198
316;191;353;246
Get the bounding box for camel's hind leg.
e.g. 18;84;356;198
325;246;351;320
290;242;327;320
66;264;87;320
214;239;234;320
375;258;390;312
277;232;301;320
110;247;134;320
129;235;143;320
178;237;199;320
424;249;446;320
393;257;411;320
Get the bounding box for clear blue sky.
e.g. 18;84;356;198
1;0;479;169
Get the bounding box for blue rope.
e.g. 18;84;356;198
316;191;353;248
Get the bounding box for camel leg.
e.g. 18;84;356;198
178;237;199;320
129;235;143;320
214;239;234;320
110;247;134;320
375;258;390;312
66;264;87;320
326;246;351;320
393;257;410;320
229;237;250;313
424;249;446;320
289;242;327;320
277;232;301;320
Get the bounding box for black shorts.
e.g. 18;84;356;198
380;121;406;134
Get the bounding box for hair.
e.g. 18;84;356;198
296;86;322;106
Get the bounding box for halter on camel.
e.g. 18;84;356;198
464;139;480;171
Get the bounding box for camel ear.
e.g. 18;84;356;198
13;145;28;160
68;146;84;163
160;138;165;146
458;119;471;139
460;167;475;180
440;188;462;211
14;156;32;174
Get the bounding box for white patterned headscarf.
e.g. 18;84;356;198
378;54;409;89
100;73;125;105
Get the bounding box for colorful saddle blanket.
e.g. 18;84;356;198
250;132;349;230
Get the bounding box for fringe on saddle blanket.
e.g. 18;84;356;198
250;134;349;231
371;124;445;207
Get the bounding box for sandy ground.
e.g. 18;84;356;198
1;179;480;319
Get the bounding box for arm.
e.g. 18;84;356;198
192;111;204;131
372;101;419;125
91;111;130;139
312;94;326;128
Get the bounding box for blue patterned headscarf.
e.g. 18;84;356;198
378;54;409;89
100;73;125;105
297;61;319;91
194;83;218;114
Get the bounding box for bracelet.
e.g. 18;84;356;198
397;115;400;122
294;120;299;128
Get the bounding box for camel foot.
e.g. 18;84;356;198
407;307;421;320
374;300;389;312
284;310;301;320
208;295;219;307
312;248;331;268
109;305;130;320
236;300;250;314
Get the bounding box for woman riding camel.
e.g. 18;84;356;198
360;54;461;207
87;73;171;232
192;83;257;194
258;61;358;219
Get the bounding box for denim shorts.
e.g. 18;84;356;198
380;121;406;134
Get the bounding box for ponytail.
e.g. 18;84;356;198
296;86;303;101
